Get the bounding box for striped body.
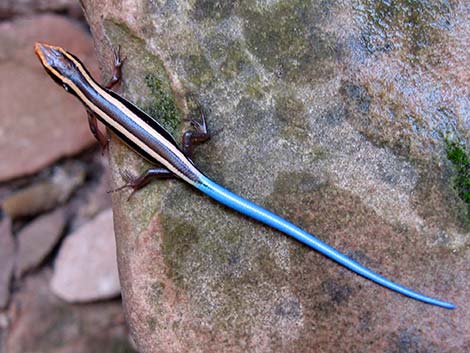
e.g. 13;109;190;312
35;43;202;184
34;43;455;309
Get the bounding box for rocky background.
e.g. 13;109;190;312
0;2;136;353
1;1;469;353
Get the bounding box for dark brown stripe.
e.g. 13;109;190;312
72;76;201;182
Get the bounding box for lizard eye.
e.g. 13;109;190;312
62;83;70;92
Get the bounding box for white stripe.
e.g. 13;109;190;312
63;73;201;185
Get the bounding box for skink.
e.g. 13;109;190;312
34;42;455;309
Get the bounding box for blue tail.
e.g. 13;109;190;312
196;175;455;309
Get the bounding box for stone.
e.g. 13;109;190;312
0;217;14;309
0;0;81;19
5;271;135;353
82;1;469;352
0;15;98;182
51;209;120;302
2;161;86;219
15;208;67;278
69;160;112;229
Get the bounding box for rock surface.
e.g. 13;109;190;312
2;161;86;219
0;217;14;309
0;15;98;182
15;208;67;278
6;271;134;353
51;209;120;302
82;1;469;352
0;0;81;19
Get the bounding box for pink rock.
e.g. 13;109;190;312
0;15;99;182
0;0;81;19
51;209;120;302
5;271;133;353
0;217;14;308
15;208;67;278
2;161;86;219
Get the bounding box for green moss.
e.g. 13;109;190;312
103;21;187;226
103;20;135;48
192;0;238;21
219;42;251;79
104;20;182;138
184;53;214;86
210;245;286;331
245;76;266;100
241;0;337;82
159;214;199;286
446;139;470;216
143;73;180;137
159;182;244;289
274;93;307;130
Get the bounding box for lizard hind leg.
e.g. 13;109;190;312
110;167;174;200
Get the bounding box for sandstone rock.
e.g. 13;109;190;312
2;161;86;219
0;15;98;182
82;1;469;352
51;209;120;302
0;0;82;19
15;208;67;278
0;217;14;308
6;271;134;353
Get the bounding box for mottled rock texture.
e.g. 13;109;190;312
0;15;97;181
82;1;469;352
0;217;14;308
0;0;80;19
6;271;133;353
15;208;66;278
51;209;120;302
2;161;86;218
